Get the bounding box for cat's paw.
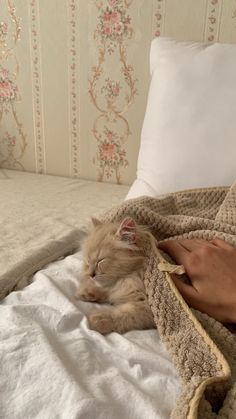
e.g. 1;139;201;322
88;311;114;335
75;288;98;302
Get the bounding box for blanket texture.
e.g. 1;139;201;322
102;181;236;418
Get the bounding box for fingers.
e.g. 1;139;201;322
171;275;197;304
158;239;208;265
210;238;235;251
158;238;233;263
158;240;190;265
176;239;207;252
171;275;205;312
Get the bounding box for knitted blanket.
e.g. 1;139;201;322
103;181;236;419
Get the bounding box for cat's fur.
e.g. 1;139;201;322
76;217;155;334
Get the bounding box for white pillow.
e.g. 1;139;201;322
127;37;236;199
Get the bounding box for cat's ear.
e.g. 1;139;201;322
91;217;102;228
116;217;136;243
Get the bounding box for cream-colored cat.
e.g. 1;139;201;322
76;217;155;335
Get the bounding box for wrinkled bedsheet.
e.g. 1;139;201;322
0;251;180;419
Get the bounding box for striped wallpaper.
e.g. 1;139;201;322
1;0;236;184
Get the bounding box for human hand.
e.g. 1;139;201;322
158;238;236;323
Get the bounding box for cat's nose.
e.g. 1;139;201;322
90;270;96;279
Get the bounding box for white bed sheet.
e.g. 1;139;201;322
0;252;180;419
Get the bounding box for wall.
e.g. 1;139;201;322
1;0;236;184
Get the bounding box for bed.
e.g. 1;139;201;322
1;37;236;419
0;168;179;419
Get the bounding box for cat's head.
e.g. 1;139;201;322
82;217;145;288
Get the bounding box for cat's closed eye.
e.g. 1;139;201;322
96;258;106;272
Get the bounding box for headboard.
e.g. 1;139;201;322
1;0;236;184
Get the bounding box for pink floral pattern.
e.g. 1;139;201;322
0;67;18;104
0;1;26;171
89;0;136;183
98;5;132;52
93;126;128;181
101;78;122;98
3;132;16;147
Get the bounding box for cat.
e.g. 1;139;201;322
76;217;155;335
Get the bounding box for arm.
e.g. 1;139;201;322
158;238;236;323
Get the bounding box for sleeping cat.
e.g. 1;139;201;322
76;217;155;335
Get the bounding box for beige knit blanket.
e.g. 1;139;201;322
103;181;236;419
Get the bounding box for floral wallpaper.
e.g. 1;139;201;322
89;0;136;183
1;0;236;184
0;1;27;170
